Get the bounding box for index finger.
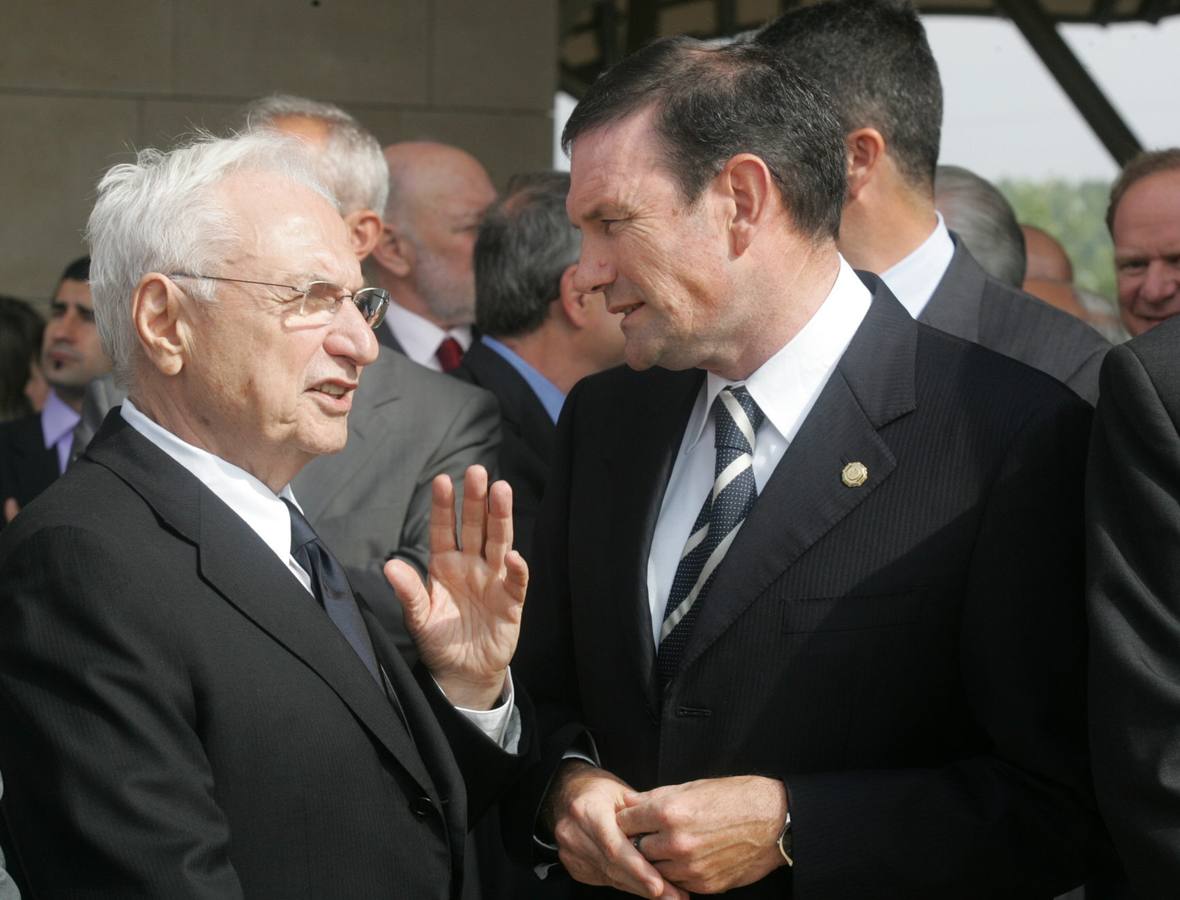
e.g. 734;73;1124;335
616;793;667;838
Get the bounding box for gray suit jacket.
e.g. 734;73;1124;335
920;236;1109;405
293;348;499;653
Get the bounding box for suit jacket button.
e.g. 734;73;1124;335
412;795;434;818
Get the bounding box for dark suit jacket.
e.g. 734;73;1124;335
1088;316;1180;898
0;413;530;899
921;236;1109;404
454;339;556;561
0;413;57;511
516;277;1100;898
293;348;500;652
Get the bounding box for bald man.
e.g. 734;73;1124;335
367;142;498;372
1022;225;1124;341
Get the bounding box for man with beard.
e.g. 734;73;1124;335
368;142;497;372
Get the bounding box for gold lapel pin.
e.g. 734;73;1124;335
842;461;868;488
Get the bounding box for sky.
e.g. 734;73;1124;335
554;14;1179;184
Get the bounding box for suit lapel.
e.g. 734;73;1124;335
86;413;438;799
604;369;703;713
679;280;918;675
463;341;556;463
918;235;984;343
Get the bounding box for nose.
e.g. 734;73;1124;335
326;299;379;367
572;243;615;295
1141;259;1179;303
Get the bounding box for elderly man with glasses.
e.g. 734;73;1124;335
0;131;535;899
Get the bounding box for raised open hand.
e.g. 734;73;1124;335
384;465;528;709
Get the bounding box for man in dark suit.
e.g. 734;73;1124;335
1088;314;1180;897
511;35;1100;899
0;257;112;522
756;0;1108;404
367;141;497;372
0;130;532;898
456;172;624;559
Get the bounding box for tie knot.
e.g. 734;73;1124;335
713;386;764;454
282;498;319;553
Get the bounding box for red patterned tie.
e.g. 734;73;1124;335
435;336;464;373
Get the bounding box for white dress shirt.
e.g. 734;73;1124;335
879;212;955;320
120;398;517;747
383;301;473;371
645;258;872;645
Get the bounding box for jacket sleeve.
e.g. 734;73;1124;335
1087;341;1180;898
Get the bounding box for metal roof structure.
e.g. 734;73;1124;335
559;0;1180;165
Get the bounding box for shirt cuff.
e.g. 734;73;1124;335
449;669;521;754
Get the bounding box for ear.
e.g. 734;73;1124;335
133;274;190;377
720;154;775;257
845;127;886;200
369;222;413;278
557;264;591;328
344;209;383;261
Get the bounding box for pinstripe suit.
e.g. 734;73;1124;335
516;275;1101;898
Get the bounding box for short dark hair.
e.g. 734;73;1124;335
758;0;942;193
56;256;90;293
1106;148;1180;233
562;35;845;240
0;295;45;421
475;172;580;338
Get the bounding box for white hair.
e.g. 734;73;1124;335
85;130;335;386
244;94;389;216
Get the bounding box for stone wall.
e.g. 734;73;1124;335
1;0;556;298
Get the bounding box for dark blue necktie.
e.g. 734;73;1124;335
283;499;382;685
657;385;765;684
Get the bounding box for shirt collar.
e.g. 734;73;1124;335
382;300;472;368
681;257;873;451
480;336;566;423
40;389;80;451
120;398;300;563
879;212;955;319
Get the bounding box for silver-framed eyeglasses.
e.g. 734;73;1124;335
167;273;389;330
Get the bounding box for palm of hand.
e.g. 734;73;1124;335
416;544;523;679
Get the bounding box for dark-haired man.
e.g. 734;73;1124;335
757;0;1108;403
457;172;624;559
510;32;1098;899
0;257;111;522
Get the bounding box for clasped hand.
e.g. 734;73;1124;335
384;465;527;710
551;763;788;897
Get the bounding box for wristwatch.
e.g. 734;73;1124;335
777;811;793;867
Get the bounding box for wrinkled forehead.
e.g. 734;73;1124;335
219;170;360;285
567;111;668;219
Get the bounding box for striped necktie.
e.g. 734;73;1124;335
657;385;765;684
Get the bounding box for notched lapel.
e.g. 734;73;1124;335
603;369;702;714
194;492;437;798
679;284;917;675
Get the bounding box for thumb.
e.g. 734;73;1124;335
384;559;431;633
3;497;19;523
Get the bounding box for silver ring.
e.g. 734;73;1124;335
632;834;644;853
